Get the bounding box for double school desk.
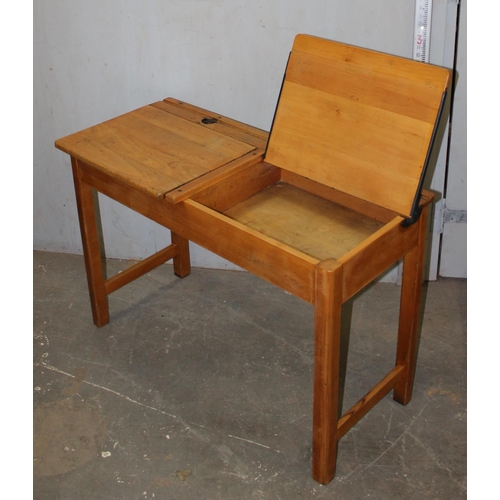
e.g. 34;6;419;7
55;35;450;484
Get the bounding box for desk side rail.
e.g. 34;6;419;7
76;160;319;303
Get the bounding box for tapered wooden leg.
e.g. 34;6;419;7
71;157;109;327
393;206;429;405
312;259;343;484
171;232;191;278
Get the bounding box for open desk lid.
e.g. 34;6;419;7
264;34;450;225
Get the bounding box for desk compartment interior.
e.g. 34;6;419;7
191;162;398;261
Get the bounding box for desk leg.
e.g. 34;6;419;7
71;157;109;327
312;259;343;484
171;232;191;278
394;206;429;405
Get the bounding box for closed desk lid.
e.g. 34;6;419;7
55;99;266;200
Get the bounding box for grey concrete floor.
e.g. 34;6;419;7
33;250;466;499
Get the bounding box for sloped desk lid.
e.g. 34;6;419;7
55;98;266;201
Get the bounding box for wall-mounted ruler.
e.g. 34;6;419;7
413;0;433;62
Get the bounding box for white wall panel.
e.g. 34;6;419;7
440;0;467;278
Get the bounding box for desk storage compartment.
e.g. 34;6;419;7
192;161;399;262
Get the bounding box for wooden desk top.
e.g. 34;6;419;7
55;98;267;201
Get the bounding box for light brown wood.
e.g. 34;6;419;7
56;105;257;199
179;199;320;303
338;216;419;301
71;156;191;324
281;169;398;223
312;259;343;484
164;149;265;204
71;157;109;326
104;243;179;295
76;160;319;303
171;232;191;278
225;183;384;260
154;98;269;150
265;34;450;217
393;204;430;404
192;161;281;212
55;33;449;486
337;365;404;439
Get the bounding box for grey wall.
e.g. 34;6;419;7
34;0;451;274
439;0;467;278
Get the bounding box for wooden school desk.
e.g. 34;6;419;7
55;34;450;484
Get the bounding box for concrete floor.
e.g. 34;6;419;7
33;250;466;499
